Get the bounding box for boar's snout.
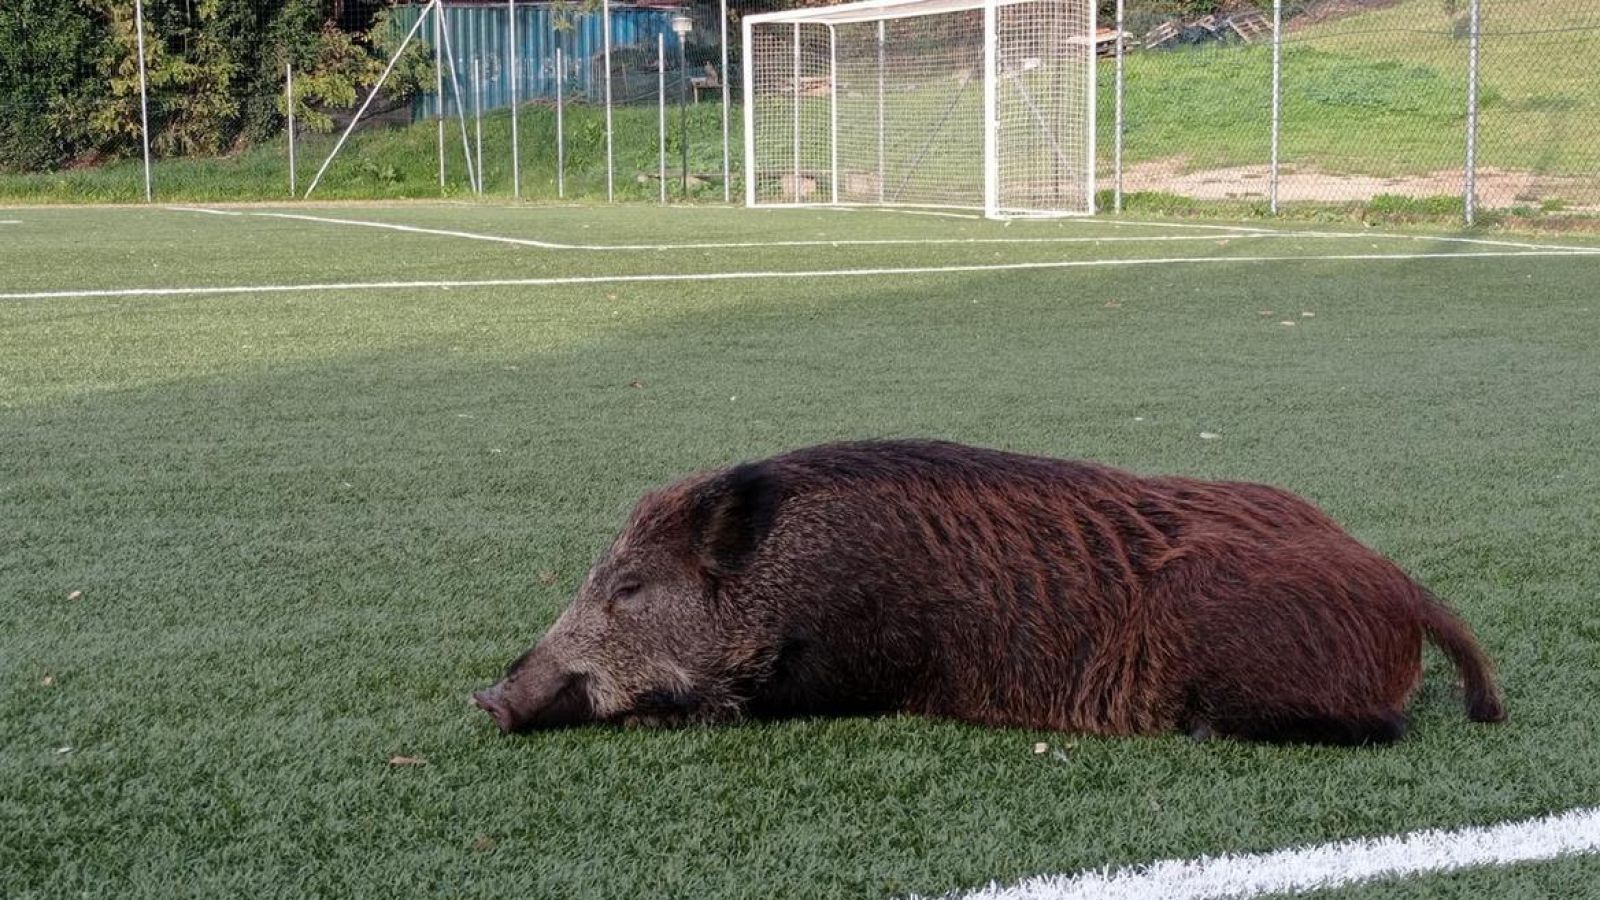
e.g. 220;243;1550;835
472;667;594;734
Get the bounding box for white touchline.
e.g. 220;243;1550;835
4;249;1597;302
166;207;1600;254
942;806;1600;900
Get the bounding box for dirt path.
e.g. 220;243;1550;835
1118;158;1599;209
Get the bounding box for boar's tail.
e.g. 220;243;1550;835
1419;591;1506;724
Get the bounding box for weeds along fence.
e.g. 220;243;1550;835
1;0;1597;221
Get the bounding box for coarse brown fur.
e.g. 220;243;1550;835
474;440;1505;745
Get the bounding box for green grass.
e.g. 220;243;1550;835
0;101;732;205
6;0;1598;213
3;205;1600;898
1103;0;1600;186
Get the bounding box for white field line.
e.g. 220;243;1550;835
4;249;1597;303
167;206;243;217
167;207;1600;254
0;220;21;225
229;209;1314;251
947;806;1600;900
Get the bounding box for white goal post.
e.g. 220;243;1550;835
742;0;1096;218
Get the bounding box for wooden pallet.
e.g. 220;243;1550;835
1144;20;1180;49
1230;10;1275;43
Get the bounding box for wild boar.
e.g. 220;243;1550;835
473;440;1504;744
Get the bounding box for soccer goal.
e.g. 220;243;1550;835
741;0;1096;218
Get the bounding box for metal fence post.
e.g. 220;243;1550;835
509;0;520;200
603;0;615;202
556;45;566;199
1113;0;1124;213
133;0;153;203
435;0;446;190
659;33;668;205
287;63;296;196
1270;0;1282;215
474;57;484;195
721;0;732;202
1465;0;1481;225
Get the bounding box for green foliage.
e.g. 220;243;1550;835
0;0;107;170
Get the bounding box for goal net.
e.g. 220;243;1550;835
741;0;1096;218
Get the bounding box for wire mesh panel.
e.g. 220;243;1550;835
1279;0;1468;211
1478;1;1600;215
831;13;986;208
745;0;1094;216
996;0;1094;214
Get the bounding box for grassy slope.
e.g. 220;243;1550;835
4;0;1597;205
1106;0;1600;180
3;208;1600;898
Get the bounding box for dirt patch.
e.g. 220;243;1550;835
1285;0;1404;32
1119;157;1598;208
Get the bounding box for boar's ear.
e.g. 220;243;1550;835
689;462;782;576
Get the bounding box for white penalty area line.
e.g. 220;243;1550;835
164;207;1600;254
169;207;1318;251
948;806;1600;900
5;248;1597;303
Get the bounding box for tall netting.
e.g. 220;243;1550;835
744;0;1095;217
835;13;985;208
996;0;1095;214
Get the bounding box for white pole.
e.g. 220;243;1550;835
133;0;152;203
435;1;446;190
659;33;668;205
305;2;434;199
1270;0;1282;215
556;45;566;199
877;20;885;204
603;0;615;202
1113;0;1124;213
829;25;839;204
720;0;731;202
287;63;297;196
1085;0;1097;214
742;16;756;206
792;23;800;203
474;57;485;194
438;11;480;194
1465;0;1481;225
982;0;998;217
509;0;520;200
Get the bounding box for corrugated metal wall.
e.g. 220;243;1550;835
392;2;683;120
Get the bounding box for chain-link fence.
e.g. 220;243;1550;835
2;0;1597;221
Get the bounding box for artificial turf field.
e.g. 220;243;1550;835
3;204;1600;898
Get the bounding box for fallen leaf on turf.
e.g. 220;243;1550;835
56;747;73;755
41;675;55;687
627;379;646;389
1105;299;1122;309
388;756;426;767
1258;310;1274;316
538;571;559;586
1302;311;1315;317
66;590;82;601
1280;321;1297;327
1200;432;1221;440
471;835;496;852
1032;742;1048;755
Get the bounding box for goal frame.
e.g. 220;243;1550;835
741;0;1097;219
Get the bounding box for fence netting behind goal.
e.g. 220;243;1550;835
745;0;1093;216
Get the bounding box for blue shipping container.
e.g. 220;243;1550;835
391;2;685;121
